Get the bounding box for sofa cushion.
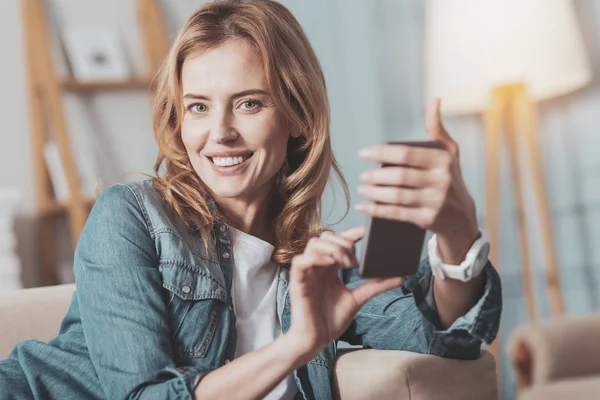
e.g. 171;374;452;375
520;376;600;400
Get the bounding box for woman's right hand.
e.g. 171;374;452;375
285;226;404;360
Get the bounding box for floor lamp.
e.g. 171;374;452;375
424;0;592;360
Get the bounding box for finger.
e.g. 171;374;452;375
360;166;433;188
320;230;356;249
292;252;337;271
359;143;447;169
307;236;355;267
424;98;459;158
321;228;364;265
355;203;436;229
337;226;366;243
351;277;404;306
357;186;439;208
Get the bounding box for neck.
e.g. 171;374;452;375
213;185;275;244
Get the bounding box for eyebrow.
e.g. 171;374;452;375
183;89;269;100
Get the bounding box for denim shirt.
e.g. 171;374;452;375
2;180;502;399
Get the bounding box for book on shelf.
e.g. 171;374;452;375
44;141;70;203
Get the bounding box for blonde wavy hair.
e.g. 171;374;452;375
152;0;349;264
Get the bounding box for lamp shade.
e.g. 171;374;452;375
424;0;592;115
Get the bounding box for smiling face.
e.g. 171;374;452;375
180;40;297;206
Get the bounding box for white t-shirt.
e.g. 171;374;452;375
231;228;298;400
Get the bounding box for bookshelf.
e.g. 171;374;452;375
21;0;169;285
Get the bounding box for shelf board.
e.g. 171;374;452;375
41;198;96;217
61;79;152;92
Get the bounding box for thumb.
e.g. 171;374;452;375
424;98;459;157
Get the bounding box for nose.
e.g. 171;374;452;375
209;107;238;144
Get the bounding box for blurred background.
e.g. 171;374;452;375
2;0;600;398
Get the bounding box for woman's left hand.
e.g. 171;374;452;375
356;99;479;264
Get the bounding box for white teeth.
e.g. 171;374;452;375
211;156;247;166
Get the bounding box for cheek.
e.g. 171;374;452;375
180;118;205;153
260;132;290;178
255;122;289;164
255;113;290;148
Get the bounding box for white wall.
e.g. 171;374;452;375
0;1;33;210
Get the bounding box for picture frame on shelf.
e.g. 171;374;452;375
61;26;131;82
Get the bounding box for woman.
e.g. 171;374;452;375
0;0;501;399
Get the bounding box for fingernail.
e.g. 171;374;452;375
359;172;368;181
359;148;372;158
355;204;366;211
357;186;366;194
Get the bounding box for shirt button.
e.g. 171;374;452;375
181;285;191;294
222;252;230;259
220;224;227;232
224;359;231;364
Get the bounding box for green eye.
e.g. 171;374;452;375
190;103;207;113
241;100;261;110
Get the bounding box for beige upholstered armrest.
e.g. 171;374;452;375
332;349;497;400
508;313;600;390
0;284;76;359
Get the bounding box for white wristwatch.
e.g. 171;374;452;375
428;232;490;282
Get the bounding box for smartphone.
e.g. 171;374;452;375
358;140;445;278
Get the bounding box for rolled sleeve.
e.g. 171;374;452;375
403;258;502;347
340;257;502;360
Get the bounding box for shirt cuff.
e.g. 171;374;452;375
403;257;502;345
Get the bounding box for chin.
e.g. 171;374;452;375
210;188;247;199
203;179;248;199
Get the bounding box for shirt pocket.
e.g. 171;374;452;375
160;261;229;359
